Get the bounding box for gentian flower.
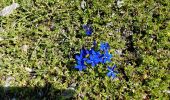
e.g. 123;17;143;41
80;47;89;57
100;42;110;51
75;60;86;71
102;51;112;63
85;49;102;67
74;47;88;71
83;24;93;36
75;54;86;71
107;65;117;78
75;54;83;61
75;47;88;61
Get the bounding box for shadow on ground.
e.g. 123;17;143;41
0;82;75;100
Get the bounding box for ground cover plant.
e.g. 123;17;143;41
0;0;170;99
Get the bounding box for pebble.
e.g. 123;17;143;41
81;0;86;9
0;3;20;16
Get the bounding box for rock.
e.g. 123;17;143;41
115;49;122;55
5;76;15;88
25;67;33;72
0;37;4;41
81;0;86;9
0;3;20;16
0;27;5;32
22;45;29;52
163;90;170;94
117;0;124;8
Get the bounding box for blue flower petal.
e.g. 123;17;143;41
77;60;83;65
107;59;111;62
75;65;82;71
107;72;112;77
86;30;92;36
112;64;116;70
107;65;117;78
76;55;81;60
91;63;96;67
86;60;92;64
107;67;113;72
75;64;86;71
111;73;116;78
100;42;110;51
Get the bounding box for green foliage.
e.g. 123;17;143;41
0;0;169;99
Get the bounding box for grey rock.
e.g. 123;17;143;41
0;3;19;16
81;0;86;9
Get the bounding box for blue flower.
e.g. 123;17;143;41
100;42;110;51
83;24;93;36
107;65;117;78
75;48;88;60
75;61;86;71
80;47;88;57
85;49;102;67
75;54;86;71
74;48;88;71
102;51;112;63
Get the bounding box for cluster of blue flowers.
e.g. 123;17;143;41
74;43;117;78
74;24;117;79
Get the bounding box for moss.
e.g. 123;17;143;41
0;0;169;99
